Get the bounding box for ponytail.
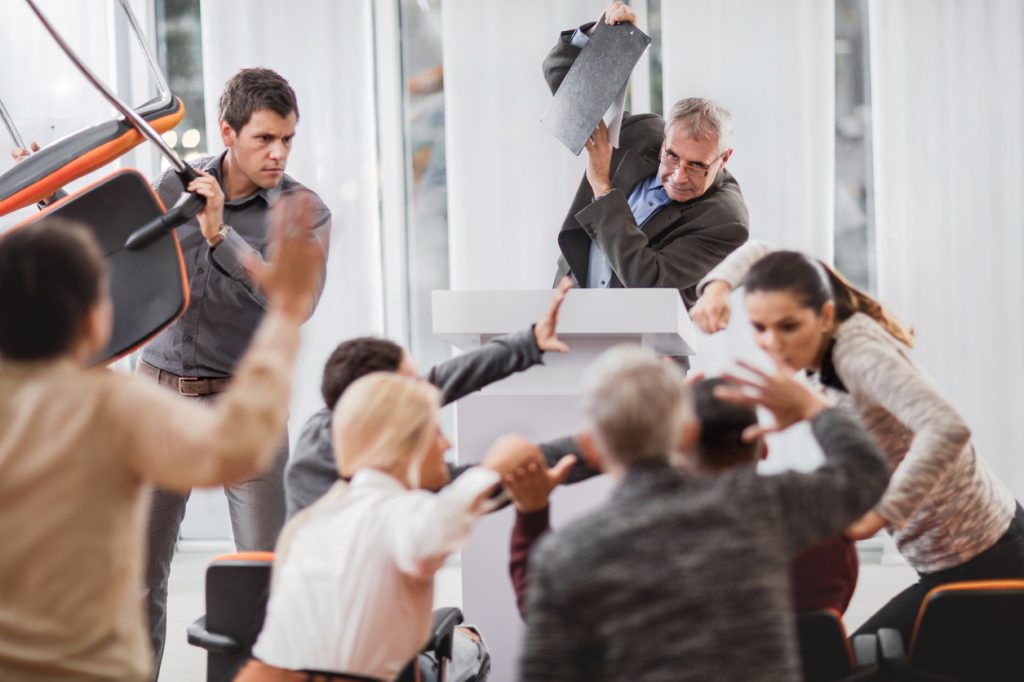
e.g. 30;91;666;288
819;261;914;347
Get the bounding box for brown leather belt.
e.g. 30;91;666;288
137;360;231;397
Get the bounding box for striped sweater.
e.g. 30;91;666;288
700;241;1016;572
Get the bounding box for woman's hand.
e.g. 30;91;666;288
715;360;828;441
690;280;732;334
845;510;888;540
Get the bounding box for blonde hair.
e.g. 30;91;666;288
272;372;440;584
332;372;440;485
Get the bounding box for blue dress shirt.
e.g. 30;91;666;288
586;175;672;288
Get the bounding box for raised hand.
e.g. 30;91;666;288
714;360;828;441
585;120;613;197
534;276;573;354
690;280;732;334
504;454;577;513
590;1;637;33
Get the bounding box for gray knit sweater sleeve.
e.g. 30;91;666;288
696;239;773;295
768;408;891;554
832;315;971;528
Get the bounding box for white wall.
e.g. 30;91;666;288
870;0;1024;497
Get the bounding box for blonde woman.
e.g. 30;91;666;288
241;373;538;681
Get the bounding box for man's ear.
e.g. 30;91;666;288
758;440;769;462
720;147;733;165
220;119;236;148
680;419;700;452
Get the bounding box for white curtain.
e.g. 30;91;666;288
442;0;606;290
660;0;835;257
870;0;1024;497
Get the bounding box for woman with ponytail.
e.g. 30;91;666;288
692;241;1024;643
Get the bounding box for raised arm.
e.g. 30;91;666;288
110;192;325;490
386;435;539;578
424;278;571;405
541;2;636;95
690;239;772;333
717;363;890;553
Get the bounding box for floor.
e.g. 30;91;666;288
158;541;917;682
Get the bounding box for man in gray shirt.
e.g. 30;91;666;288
519;349;889;682
286;280;577;518
138;68;330;675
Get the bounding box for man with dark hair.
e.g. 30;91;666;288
138;66;331;674
285;280;576;518
0;219;106;360
0;202;323;681
547;2;748;309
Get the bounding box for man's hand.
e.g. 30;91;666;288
10;141;40;162
715;360;828;441
690;280;732;334
575;432;604;473
845;510;887;540
504;454;577;513
585;120;614;197
244;191;325;321
534;276;573;354
187;170;226;243
481;435;543;478
589;1;637;35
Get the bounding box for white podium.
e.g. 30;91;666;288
432;289;698;682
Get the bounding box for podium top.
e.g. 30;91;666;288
432;289;698;357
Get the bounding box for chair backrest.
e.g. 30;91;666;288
796;609;854;682
910;579;1024;681
205;552;275;681
9;168;189;364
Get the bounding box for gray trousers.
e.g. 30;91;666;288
142;387;288;680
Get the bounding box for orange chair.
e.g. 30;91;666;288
877;580;1024;681
797;609;879;681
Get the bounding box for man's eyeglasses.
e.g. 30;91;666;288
659;147;726;179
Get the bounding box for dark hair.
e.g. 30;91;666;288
743;250;914;347
692;378;760;469
218;68;299;132
0;219;106;360
321;337;405;410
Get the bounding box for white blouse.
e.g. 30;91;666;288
253;466;499;680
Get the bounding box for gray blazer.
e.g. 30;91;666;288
544;31;749;308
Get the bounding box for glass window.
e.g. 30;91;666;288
154;0;207;168
834;0;876;291
398;0;451;369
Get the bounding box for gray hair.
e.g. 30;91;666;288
665;97;734;153
582;345;694;468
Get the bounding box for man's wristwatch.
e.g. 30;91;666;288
206;224;231;248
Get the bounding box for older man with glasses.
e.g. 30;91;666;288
547;1;749;311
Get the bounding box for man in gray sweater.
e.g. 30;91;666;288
519;349;890;682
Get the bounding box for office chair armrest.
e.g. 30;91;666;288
851;633;878;668
186;615;244;655
425;607;464;660
877;627;906;663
